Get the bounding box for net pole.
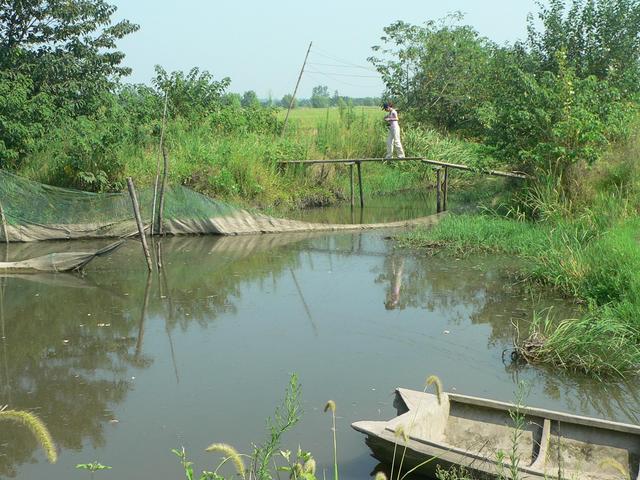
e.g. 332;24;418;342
151;92;169;235
157;146;169;237
127;177;153;271
281;41;312;137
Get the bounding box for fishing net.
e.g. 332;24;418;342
0;169;443;243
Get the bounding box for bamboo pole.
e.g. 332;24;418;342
281;42;313;137
443;166;449;212
356;161;364;208
157;146;169;237
127;177;153;272
436;168;442;214
0;203;8;244
151;92;169;235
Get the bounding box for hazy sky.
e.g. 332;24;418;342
110;0;540;99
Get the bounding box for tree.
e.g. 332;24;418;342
0;0;139;112
153;65;230;118
369;14;494;132
241;90;260;108
311;85;330;108
280;94;297;109
527;0;640;95
0;0;138;166
222;93;242;108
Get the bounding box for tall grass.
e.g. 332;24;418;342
19;108;494;210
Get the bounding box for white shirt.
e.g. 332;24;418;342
385;108;399;124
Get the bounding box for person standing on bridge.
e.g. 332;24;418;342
383;102;405;159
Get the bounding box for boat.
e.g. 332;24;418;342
352;388;640;480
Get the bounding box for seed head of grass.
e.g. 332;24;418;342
425;375;444;405
324;400;336;413
205;443;246;478
394;424;408;442
599;458;630;479
0;407;57;463
303;458;316;475
374;472;388;480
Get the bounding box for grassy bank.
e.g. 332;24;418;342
17;107;495;210
400;202;640;377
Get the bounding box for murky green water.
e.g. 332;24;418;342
1;197;638;480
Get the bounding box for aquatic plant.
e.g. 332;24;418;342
76;462;112;479
0;406;57;464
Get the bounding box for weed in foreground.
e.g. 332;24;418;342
76;462;112;479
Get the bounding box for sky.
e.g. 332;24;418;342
110;0;541;99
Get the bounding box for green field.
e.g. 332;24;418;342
277;106;382;130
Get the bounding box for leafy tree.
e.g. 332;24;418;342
280;94;297;109
527;0;640;95
153;65;231;118
482;49;627;174
222;93;242;108
0;70;54;166
0;0;139;112
241;90;260;108
0;0;138;166
311;85;330;108
369;14;494;131
370;3;639;179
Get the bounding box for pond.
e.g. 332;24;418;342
0;195;638;480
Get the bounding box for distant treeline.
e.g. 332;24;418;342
221;87;380;109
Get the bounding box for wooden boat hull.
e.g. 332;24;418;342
352;388;640;480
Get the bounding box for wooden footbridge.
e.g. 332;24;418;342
278;157;528;213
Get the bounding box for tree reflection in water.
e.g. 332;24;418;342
0;232;638;479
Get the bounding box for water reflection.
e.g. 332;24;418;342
383;256;404;310
0;232;638;480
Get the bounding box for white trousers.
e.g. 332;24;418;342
386;123;405;158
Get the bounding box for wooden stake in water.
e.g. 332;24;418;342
281;41;312;137
0;202;8;244
127;177;153;272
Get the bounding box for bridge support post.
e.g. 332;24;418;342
357;161;364;208
436;167;442;213
348;162;355;208
443;166;448;212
